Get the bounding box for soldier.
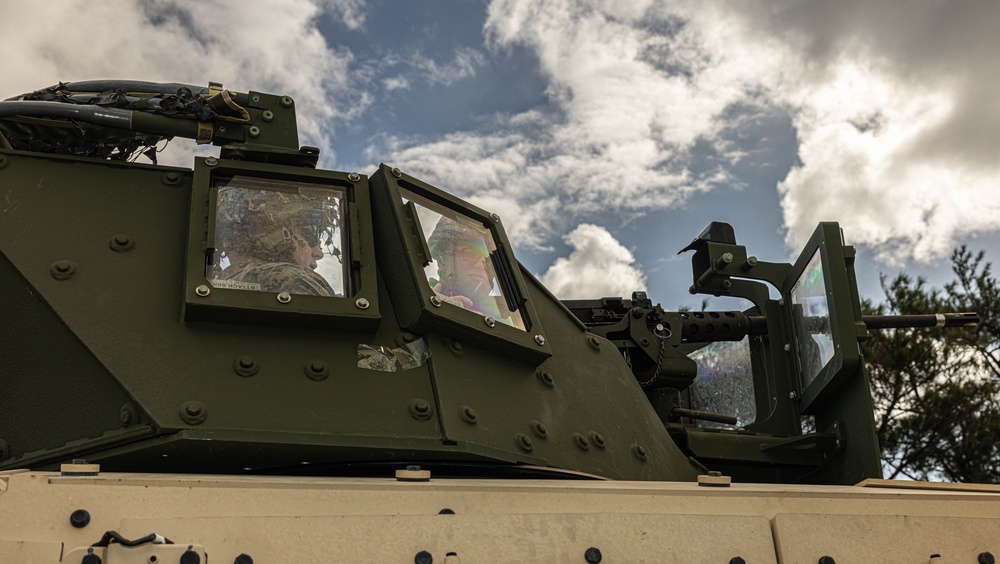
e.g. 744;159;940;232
426;216;521;327
212;182;340;297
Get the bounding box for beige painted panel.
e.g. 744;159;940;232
114;513;776;563
0;539;62;561
774;513;1000;563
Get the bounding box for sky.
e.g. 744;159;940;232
5;0;1000;310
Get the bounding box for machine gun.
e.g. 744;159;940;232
565;221;978;483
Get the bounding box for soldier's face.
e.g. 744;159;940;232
292;228;324;270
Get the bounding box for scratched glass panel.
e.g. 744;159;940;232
687;337;755;429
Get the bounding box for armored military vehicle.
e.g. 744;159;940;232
2;81;998;563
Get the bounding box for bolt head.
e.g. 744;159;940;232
489;212;500;222
348;172;361;182
484;316;496;328
205;157;218;166
356;297;370;309
69;509;91;528
430;295;442;307
195;284;211;297
277;291;292;303
534;334;546;346
391;167;402;178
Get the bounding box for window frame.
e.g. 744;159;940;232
183;158;380;331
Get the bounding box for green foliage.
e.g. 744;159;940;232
864;247;1000;483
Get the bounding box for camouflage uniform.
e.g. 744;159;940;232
211;178;342;297
215;261;336;297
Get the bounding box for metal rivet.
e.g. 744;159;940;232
205;157;218;166
590;432;606;449
233;356;259;377
584;547;603;563
574;433;590;450
537;371;554;387
489;212;500;222
408;399;433;421
179;401;207;425
305;360;328;381
459;406;478;424
277;291;291;303
531;420;548;438
587;335;601;350
119;404;137;427
195;284;211;297
248;126;261;138
633;444;647;461
262;110;274;122
484;316;496;328
356;297;370;310
534;334;546;346
348;172;361;182
50;260;76;280
69;509;91;529
391;167;402;178
430;295;442;307
516;433;533;452
280;96;294;107
109;234;134;252
162;172;182;186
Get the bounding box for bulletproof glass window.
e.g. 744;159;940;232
209;175;348;297
399;188;526;331
789;248;835;389
687;337;756;429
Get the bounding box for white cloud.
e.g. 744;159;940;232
1;0;369;168
384;0;1000;268
540;224;646;299
410;48;487;86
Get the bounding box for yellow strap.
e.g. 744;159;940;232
196;121;213;145
220;90;251;123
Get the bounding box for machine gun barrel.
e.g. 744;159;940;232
862;312;979;329
679;311;979;343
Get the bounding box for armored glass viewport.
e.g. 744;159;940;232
789;248;835;389
400;188;526;331
209;175;348;297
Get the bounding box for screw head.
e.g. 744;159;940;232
280;96;294;107
50;260;76;280
205;157;218;166
277;291;291;303
633;444;647;461
391;167;402;178
537;371;555;387
722;279;733;289
195;284;211;297
262;110;274;122
484;316;496;328
531;420;548;438
69;509;91;528
348;172;361;182
356;297;370;310
233;356;260;377
584;547;603;563
430;295;442;307
119;404;136;426
248;126;261;138
516;433;533;451
534;334;546;346
489;212;500;222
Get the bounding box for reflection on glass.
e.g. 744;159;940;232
210;175;347;297
687;337;755;429
401;189;526;331
790;248;835;388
